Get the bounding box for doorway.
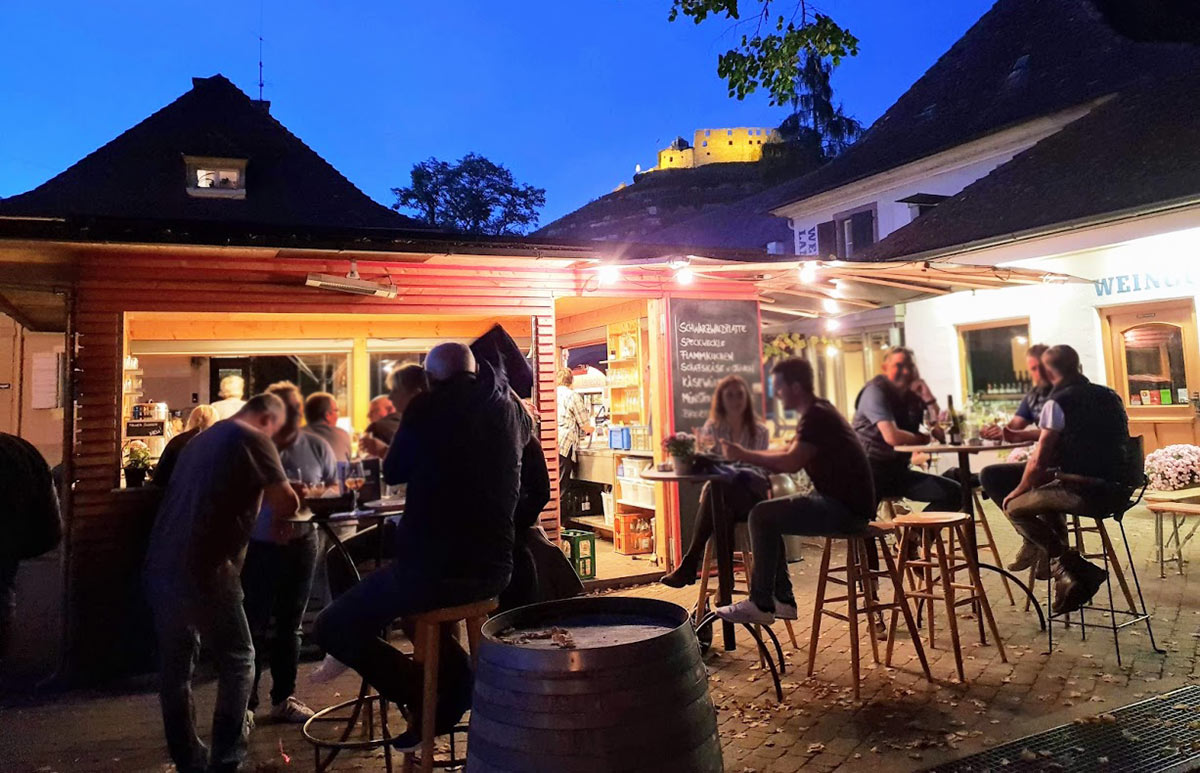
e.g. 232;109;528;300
1101;299;1200;453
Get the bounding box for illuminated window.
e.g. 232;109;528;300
958;320;1033;399
727;130;732;136
184;156;246;199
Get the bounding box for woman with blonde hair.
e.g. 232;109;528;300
153;405;220;488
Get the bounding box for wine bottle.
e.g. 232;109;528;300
947;394;963;445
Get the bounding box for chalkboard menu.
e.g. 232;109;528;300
669;298;764;435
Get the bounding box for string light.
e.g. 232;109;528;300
822;298;840;314
798;261;818;284
825;318;841;332
825;344;839;357
597;264;619;285
676;266;694;284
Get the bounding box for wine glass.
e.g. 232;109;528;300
344;460;366;509
306;474;326;499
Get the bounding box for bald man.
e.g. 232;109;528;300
314;341;527;751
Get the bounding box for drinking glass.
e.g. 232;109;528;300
344;460;366;509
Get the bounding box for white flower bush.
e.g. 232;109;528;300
1145;444;1200;491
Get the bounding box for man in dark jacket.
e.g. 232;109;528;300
0;433;61;663
313;342;526;751
1003;345;1130;615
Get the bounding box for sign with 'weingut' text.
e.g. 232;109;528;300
1094;271;1197;297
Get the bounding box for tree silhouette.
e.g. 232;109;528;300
392;154;546;236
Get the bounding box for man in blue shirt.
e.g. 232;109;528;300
852;347;960;515
241;381;338;725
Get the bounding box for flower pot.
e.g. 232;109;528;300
125;466;147;488
671;455;693;475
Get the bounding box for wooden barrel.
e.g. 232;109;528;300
466;596;722;773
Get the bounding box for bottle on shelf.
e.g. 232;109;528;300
947;394;963;445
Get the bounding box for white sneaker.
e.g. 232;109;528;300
774;599;799;621
714;599;775;625
244;708;256;735
270;696;316;724
310;654;350;683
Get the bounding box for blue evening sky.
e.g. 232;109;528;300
1;1;993;226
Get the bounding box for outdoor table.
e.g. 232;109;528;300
893;441;1044;626
1145;487;1200;578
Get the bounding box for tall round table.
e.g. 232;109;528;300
893;441;1044;626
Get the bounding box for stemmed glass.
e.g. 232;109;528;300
344;460;366;510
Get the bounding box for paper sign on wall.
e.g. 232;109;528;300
30;352;63;409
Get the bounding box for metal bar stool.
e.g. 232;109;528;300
892;512;1007;683
402;598;499;773
807;522;932;700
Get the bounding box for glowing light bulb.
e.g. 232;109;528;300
822;298;840;314
598;264;619;285
1014;335;1028;345
676;266;694;284
825;318;841;332
798;261;818;284
825;344;839;357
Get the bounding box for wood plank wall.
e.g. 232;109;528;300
66;253;563;678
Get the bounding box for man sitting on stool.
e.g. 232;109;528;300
1002;345;1129;615
312;342;526;751
714;358;876;624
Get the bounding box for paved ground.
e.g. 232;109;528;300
2;500;1198;772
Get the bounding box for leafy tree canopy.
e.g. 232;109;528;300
391;153;546;236
669;0;859;106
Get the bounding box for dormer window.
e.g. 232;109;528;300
184;156;246;199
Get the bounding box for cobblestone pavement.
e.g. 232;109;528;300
2;502;1198;772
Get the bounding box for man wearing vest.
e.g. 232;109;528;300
852;347;961;515
1002;345;1130;615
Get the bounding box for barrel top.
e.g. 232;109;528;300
482;597;691;652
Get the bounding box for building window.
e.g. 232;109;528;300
702;141;707;147
727;130;733;136
184;156;247;199
958;320;1032;400
1122;323;1186;406
705;130;711;136
728;141;733;146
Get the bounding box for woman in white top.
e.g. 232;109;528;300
663;375;769;587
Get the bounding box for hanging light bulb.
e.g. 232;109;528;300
825;344;840;357
825;318;841;332
676;266;694;284
822;298;840;314
798;261;818;284
597;264;619;285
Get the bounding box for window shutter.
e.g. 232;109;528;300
849;211;876;255
816;221;837;258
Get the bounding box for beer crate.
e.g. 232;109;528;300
614;514;653;556
560;529;596;580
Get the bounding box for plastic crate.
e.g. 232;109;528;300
560;529;597;580
614;514;653;556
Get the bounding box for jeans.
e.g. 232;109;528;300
1005;481;1127;558
678;480;767;569
746;493;867;611
312;564;505;727
0;556;17;660
241;530;320;710
326;523;395;600
148;575;254;773
873;464;962;513
979;462;1024;506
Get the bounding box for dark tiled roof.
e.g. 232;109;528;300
640;186;793;251
535;163;790;250
859;74;1200;261
766;0;1200;212
0;75;424;230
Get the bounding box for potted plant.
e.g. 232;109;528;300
1145;444;1200;491
662;432;697;475
124;440;152;488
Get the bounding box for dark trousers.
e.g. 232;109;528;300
679;480;768;569
0;556;17;660
874;464;962;513
326;523;396;600
979;462;1024;506
558;453;576;484
313;565;505;727
148;576;254;773
241;530;320;710
747;494;866;611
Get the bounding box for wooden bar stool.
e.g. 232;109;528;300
891;513;1007;683
402;597;498;773
807;522;931;700
693;528;800;650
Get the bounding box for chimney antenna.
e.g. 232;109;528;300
257;0;265;101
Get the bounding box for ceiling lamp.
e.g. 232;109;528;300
597;264;620;285
825;318;841;332
676;266;695;284
798;261;819;284
822;298;840;314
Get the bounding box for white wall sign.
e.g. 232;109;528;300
796;225;819;256
1094;270;1196;297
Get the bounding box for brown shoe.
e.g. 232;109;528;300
1051;553;1107;615
1033;551;1051;582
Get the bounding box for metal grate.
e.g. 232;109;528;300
928;684;1200;773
